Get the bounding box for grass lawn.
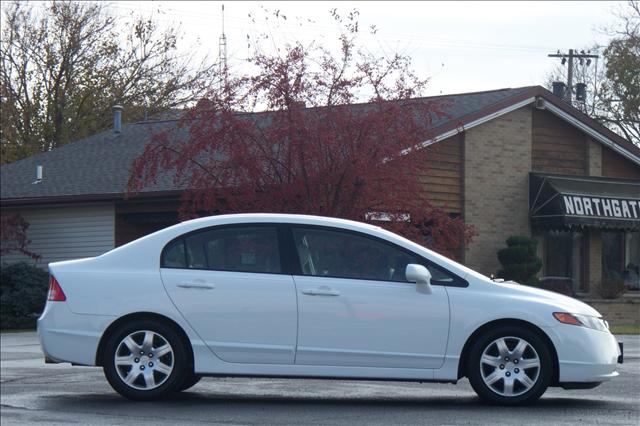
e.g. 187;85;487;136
610;324;640;335
0;328;36;333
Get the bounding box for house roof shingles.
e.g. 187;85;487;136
1;86;636;205
1;120;188;203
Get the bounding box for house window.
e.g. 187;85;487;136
624;232;640;293
604;231;640;293
542;230;583;293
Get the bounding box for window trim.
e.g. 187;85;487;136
623;231;640;294
285;224;469;288
160;221;470;287
160;223;288;275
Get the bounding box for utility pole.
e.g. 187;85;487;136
219;4;228;90
548;49;599;105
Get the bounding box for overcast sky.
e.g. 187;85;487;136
20;1;627;97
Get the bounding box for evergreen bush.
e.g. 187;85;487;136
1;262;48;329
497;236;542;285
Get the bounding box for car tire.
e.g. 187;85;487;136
103;320;187;400
467;326;552;405
176;373;202;392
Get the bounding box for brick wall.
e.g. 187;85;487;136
586;229;602;296
584;299;640;326
586;138;602;176
463;106;532;275
585;139;603;297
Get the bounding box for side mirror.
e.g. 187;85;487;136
405;264;433;294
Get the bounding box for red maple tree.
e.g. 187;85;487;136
0;213;40;260
128;10;475;258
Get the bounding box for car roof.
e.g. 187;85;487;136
182;213;381;230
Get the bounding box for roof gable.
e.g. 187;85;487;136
418;86;640;165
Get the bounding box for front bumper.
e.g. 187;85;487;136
618;341;624;364
543;324;621;383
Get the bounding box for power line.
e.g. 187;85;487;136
104;3;557;54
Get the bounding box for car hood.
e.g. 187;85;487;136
489;280;602;317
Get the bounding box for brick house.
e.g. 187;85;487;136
1;86;639;321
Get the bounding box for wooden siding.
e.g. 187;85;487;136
532;109;587;175
1;203;115;267
601;147;640;179
419;134;463;214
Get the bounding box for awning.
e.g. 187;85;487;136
529;173;640;231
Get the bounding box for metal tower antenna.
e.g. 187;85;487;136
219;4;228;87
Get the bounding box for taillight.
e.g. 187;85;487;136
47;276;67;301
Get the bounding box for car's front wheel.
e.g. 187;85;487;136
103;320;187;400
467;326;552;405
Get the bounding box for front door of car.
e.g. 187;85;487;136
160;225;297;364
291;226;451;369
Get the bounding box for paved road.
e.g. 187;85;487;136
1;332;639;425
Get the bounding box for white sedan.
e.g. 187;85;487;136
38;214;622;404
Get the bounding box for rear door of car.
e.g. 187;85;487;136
160;224;298;364
289;225;453;369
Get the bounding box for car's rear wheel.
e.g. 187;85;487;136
103;320;187;400
176;373;202;392
467;326;552;405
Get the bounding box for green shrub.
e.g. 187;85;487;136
497;236;542;285
598;278;625;299
1;262;49;329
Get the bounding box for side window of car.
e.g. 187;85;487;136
292;227;419;282
292;227;465;285
162;226;281;274
426;264;462;285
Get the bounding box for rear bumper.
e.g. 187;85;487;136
38;301;115;366
44;355;64;364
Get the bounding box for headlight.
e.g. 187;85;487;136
553;312;609;332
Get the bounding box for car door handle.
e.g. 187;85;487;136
302;288;340;296
177;283;215;290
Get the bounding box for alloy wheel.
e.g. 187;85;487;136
479;336;541;397
114;330;174;391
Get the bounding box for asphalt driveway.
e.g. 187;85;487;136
1;332;638;425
